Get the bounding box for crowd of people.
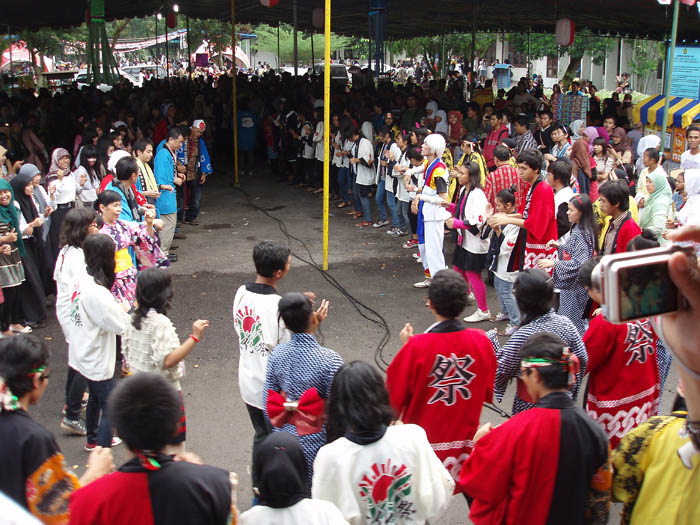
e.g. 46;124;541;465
0;61;699;525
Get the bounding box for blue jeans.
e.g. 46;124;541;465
494;275;520;325
398;199;411;234
385;190;400;228
358;183;372;222
375;178;387;221
338;166;351;204
351;172;362;213
185;179;202;221
84;375;117;446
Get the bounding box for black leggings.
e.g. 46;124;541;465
0;286;22;331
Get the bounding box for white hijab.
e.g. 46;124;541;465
678;168;700;226
635;134;661;174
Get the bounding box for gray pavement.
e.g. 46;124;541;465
32;165;676;524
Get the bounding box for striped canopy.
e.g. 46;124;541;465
634;94;700;129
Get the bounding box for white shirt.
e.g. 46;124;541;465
393;148;411;202
54;246;90;343
64;275;131;381
354;138;375;186
52;175;78;205
681;149;700;170
301;123;314;160
461;187;489;254
314;121;325;162
232;283;289;409
240;498;348;525
312;424;454;525
494;223;520;282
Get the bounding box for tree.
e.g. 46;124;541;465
507;32;615;85
628;39;663;94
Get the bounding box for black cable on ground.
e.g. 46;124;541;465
234;186;393;371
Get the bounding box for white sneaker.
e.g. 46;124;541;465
412;252;421;259
372;220;390;228
503;324;519;336
491;312;508;323
415;257;422;264
386;227;399;235
463;309;491;323
413;279;431;288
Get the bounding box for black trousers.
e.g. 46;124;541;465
246;403;272;487
0;285;22;331
19;239;48;324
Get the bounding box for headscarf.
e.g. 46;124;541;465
596;126;611;145
447;110;464;143
640;169;673;229
425;100;438;118
254;432;307;509
0;178;25;257
46;147;71;184
635;134;661;174
583;127;599;153
678;169;700;226
611;127;632;153
570;120;585;141
571;139;592;180
360;121;374;142
9;173;41;245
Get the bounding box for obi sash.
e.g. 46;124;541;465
267;388;325;436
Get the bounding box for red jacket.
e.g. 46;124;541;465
483;125;509;169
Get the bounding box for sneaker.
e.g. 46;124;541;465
184;219;199;226
396;230;409;237
386;227;400;235
413;279;431;288
61;417;87;436
85;437;122;452
490;312;508;323
173;231;187;240
467;292;475;302
372;219;390;228
402;239;418;249
415;257;422;264
503;324;519;336
463;309;491;323
412;252;421;259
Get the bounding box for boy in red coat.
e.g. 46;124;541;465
386;269;496;485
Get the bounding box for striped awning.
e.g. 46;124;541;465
634;94;700;129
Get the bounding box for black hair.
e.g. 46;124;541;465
96;189;122;210
108;130;122;145
253;240;291;278
278;292;313;333
325;361;395;442
514;115;530;128
0;335;50;399
133;268;174;330
465;161;482;189
166;127;183;142
519;332;569;390
517;148;544;172
59;207;96;249
492;111;504;121
627;229;660;251
79;144;100;185
644;147;660;164
577;255;602;289
514;269;554;325
569;194;599;251
133;138;153;156
115;156;138;182
538;109;553;120
493;145;511;162
603;114;617;124
81;127;98;145
406;147;424;162
666;176;676;193
108;373;181;452
428;269;469;318
685;124;700;138
599;180;630;211
83;234;116;290
547;159;571;187
592;137;609;157
496;187;516;206
378;125;391;137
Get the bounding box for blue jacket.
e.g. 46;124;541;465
105;181;138;223
154;146;177;215
176;138;213;175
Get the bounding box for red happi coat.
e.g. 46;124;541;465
583;315;661;449
386;321;496;490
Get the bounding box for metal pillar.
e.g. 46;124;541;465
165;22;169;79
322;0;331;270
277;24;280;68
293;0;298;76
660;0;680;154
231;0;239;185
155;14;159;78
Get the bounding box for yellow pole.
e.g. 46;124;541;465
231;0;239;186
322;0;331;270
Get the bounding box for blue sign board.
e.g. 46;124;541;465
669;45;700;100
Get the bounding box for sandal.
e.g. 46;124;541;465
10;325;32;334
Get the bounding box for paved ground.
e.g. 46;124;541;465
32;163;677;523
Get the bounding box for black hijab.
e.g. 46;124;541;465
254;432;307;509
9;172;41;245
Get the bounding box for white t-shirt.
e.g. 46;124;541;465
64;275;131;381
312;424;454;525
232;283;289;409
54;245;90;344
301;123;315;160
494;223;520;282
680;149;700;170
314;122;325;162
239;498;348;525
461;188;490;254
354;138;375;186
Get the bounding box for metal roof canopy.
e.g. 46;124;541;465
3;0;700;40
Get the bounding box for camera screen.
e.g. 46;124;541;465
617;261;678;321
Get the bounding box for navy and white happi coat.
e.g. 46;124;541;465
553;224;596;337
489;311;589;415
262;332;343;492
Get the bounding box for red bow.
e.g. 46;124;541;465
267;388;325;436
